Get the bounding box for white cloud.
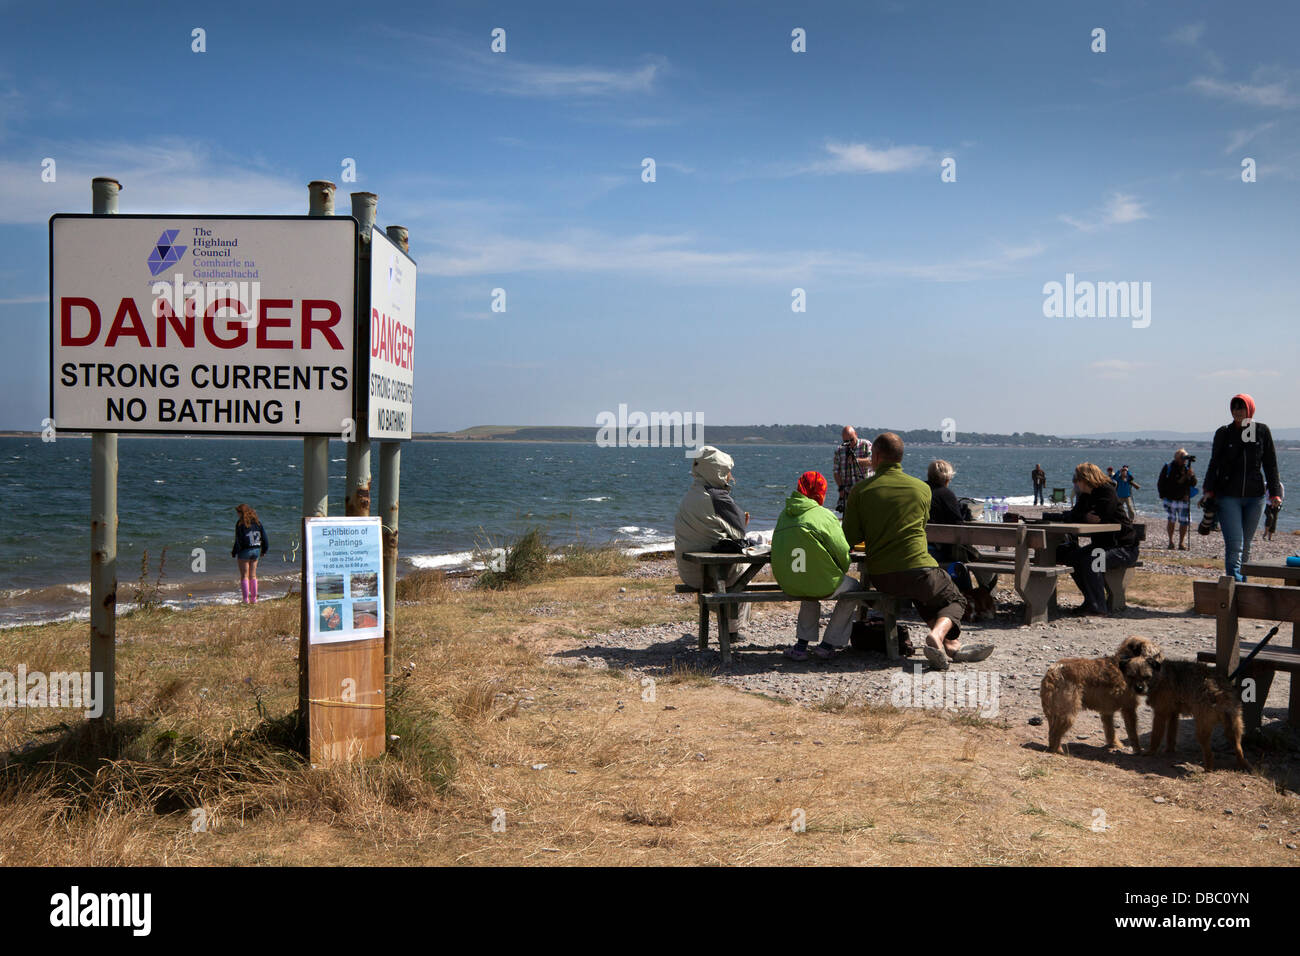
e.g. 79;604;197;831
1191;70;1299;109
413;226;1043;284
393;30;665;99
1060;192;1150;232
0;294;45;305
0;139;303;224
1224;121;1276;154
1167;22;1206;47
807;141;935;174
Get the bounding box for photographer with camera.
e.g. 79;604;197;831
1156;448;1197;550
832;426;872;515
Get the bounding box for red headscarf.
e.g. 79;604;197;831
1231;393;1256;419
796;470;827;506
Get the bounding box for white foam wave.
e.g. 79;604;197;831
409;551;482;570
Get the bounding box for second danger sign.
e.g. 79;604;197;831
50;215;357;435
366;226;416;441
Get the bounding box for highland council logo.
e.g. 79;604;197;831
146;229;186;276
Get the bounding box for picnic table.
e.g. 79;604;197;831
924;521;1146;623
678;550;898;664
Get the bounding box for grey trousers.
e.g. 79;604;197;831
795;575;866;646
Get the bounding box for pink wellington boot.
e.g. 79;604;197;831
250;578;259;604
240;579;250;604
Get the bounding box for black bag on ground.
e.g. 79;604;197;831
849;620;915;656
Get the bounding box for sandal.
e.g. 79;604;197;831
923;644;950;670
950;643;995;663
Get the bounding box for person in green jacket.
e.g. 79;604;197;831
842;432;993;671
773;471;868;661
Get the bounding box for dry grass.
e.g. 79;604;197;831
2;567;1297;866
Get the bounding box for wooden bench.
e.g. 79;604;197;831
678;552;900;664
1191;576;1300;731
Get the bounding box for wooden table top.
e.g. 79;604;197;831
680;550;770;565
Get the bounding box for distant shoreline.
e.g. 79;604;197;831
8;432;1300;451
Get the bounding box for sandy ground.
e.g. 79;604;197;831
558;517;1300;763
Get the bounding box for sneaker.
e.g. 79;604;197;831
783;645;809;661
810;643;836;660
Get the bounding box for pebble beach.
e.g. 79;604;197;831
559;509;1300;756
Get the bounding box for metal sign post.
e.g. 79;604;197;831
89;176;120;727
377;224;413;692
345;192;376;517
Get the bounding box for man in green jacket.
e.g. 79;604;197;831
842;433;993;671
772;471;867;661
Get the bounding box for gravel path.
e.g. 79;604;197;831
554;546;1300;751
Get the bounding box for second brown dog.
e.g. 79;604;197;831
1145;658;1250;771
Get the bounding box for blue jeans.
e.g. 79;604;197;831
1216;495;1265;581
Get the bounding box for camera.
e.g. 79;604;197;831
1185;454;1196;463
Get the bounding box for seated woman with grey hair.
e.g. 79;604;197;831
927;459;975;565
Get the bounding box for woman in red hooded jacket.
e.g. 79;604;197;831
1202;393;1283;581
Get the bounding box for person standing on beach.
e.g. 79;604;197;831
842;433;991;671
1105;466;1117;486
232;503;269;604
833;426;872;515
1031;464;1046;505
1202;393;1283;581
1156;449;1196;550
1113;465;1140;521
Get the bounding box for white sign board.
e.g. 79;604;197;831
366;226;417;440
50;215;357;435
305;516;384;645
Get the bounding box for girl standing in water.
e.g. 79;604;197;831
231;503;269;603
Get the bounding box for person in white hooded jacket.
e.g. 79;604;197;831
674;446;751;636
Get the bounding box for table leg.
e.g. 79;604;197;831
698;566;714;652
718;599;732;665
881;596;899;660
1290;580;1299;727
1243;664;1275;735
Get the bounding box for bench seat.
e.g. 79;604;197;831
701;589;882;606
1196;643;1300;674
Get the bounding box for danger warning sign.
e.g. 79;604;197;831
49;215;357;435
366;227;416;441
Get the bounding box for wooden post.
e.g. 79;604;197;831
299;181;334;734
345;192;376;517
89;177;120;728
1214;575;1240;678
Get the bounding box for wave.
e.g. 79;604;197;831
409;551;482;570
580;496;611;502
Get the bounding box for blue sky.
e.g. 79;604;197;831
2;0;1297;435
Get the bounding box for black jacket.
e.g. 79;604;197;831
1156;460;1196;501
928;482;965;525
232;520;269;557
1062;482;1138;549
1203;421;1282;499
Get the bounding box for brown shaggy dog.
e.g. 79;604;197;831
1145;659;1250;771
1040;636;1163;754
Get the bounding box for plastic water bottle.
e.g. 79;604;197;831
984;497;993;522
999;496;1008;521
